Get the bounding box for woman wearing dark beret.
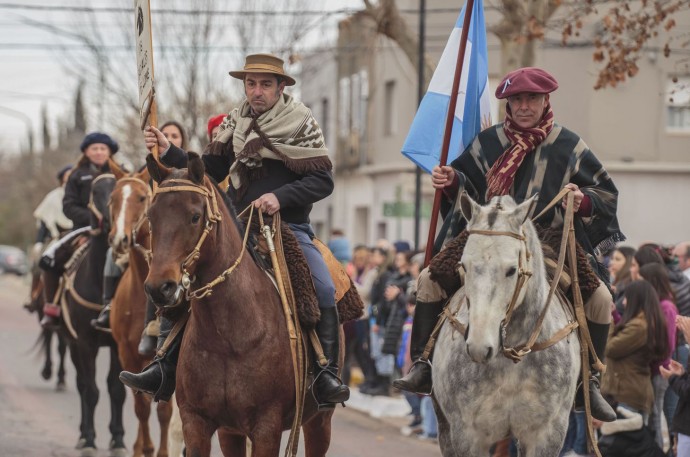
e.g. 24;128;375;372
62;132;119;229
39;132;119;328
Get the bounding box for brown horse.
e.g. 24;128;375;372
144;153;336;457
108;164;174;457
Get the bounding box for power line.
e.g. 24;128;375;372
0;3;467;15
0;42;463;53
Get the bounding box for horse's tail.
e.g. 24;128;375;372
29;327;51;356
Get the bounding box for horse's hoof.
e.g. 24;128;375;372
75;438;87;449
55;381;66;392
109;447;127;457
80;447;97;457
41;366;52;380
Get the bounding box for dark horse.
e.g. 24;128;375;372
25;266;68;390
60;173;127;457
144;153;336;457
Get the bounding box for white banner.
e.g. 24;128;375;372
134;0;154;126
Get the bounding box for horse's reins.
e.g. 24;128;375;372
441;188;581;362
150;178;255;303
87;173;115;236
436;189;604;456
57;173;115;338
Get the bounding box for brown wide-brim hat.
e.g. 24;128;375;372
495;67;558;99
229;53;296;86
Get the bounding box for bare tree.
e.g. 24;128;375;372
561;0;688;89
235;0;312;62
360;0;689;92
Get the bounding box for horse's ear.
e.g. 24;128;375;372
187;152;205;185
459;192;480;222
146;153;171;184
514;193;539;225
136;166;150;184
108;158;126;180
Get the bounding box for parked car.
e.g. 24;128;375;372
0;245;29;276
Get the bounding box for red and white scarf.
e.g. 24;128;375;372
485;103;554;200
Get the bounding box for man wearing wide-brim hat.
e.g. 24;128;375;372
393;67;625;424
122;53;350;407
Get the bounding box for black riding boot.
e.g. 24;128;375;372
575;320;617;422
119;316;179;402
91;275;120;332
392;299;445;395
312;307;350;407
137;299;158;357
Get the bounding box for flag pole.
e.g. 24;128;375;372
423;0;475;267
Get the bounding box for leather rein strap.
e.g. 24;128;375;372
87;173;115;236
259;213;306;457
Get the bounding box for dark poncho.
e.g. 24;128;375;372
436;123;625;267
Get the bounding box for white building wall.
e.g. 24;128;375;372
300;4;690;250
609;165;690;247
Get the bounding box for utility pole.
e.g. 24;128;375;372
413;0;426;250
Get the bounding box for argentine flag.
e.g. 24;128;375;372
402;0;491;173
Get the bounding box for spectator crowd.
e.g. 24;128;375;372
330;231;690;456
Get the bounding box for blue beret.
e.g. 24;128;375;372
80;132;119;154
495;67;558;99
56;165;73;182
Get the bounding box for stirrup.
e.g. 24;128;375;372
310;369;348;410
91;304;112;334
395;358;433;396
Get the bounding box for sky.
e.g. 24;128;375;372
0;0;362;154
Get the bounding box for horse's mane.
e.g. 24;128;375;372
203;174;246;237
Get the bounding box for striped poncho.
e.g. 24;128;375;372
436;123;625;266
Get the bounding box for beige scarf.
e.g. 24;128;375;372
214;93;331;194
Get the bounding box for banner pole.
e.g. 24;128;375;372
423;0;475;267
146;0;158;160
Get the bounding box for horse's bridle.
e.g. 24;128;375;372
87;173;115;235
150;178;254;304
113;176;152;257
464;228;534;360
457;189;582;363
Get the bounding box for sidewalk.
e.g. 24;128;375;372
346;388;411;420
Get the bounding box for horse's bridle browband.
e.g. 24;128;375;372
151;178;254;303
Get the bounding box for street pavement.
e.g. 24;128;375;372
0;274;441;456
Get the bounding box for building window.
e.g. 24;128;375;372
666;76;690;133
376;221;387;241
384;80;397;136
